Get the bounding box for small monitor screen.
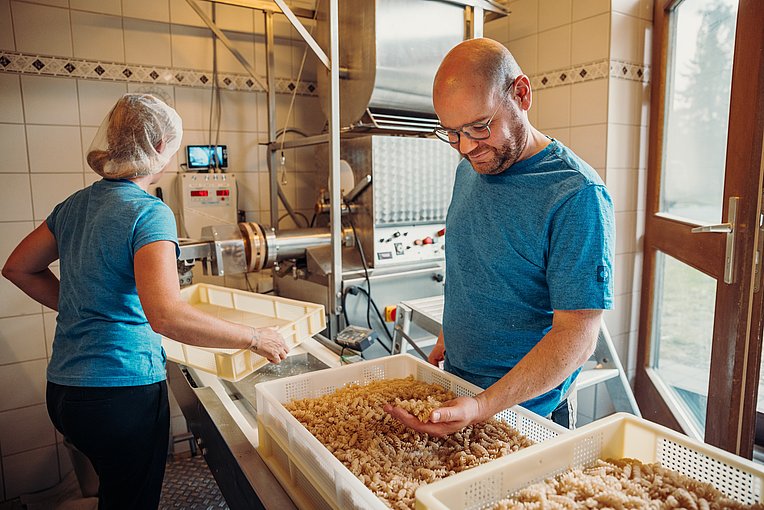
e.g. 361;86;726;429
186;145;228;169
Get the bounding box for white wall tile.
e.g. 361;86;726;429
0;359;47;411
639;0;653;20
612;0;641;17
235;171;260;213
607;123;641;169
539;0;571;31
3;445;59;499
0;0;14;51
171;25;214;72
606;167;639;212
71;11;125;62
537;25;571;73
0;174;33;221
0;221;33;266
124;19;172;68
0;124;29;173
17;0;68;6
484;17;509;43
218;131;259;173
70;0;121;16
27;126;83;173
11;2;72;56
123;0;169;23
0;313;46;365
0;404;55;456
173;88;214;132
169;0;211;28
604;292;632;337
614;252;636;298
508;0;538;41
535;86;571;129
545;127;571;147
21;76;80;126
615;210;637;254
219;89;259;132
638;125;648;169
569;124;607;169
0;278;42;318
216;33;256;75
146;172;179;217
80;126;98;173
610;12;643;63
292;95;325;136
77;80;127;127
0;75;24;124
30;174;85;221
572;0;609;22
608;78;642;126
507;35;537;76
571;13;609;66
215;3;254;33
571;79;608;126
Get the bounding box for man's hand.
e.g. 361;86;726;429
252;327;289;364
383;396;487;437
428;330;445;366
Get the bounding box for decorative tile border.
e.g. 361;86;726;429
530;58;650;91
0;50;648;95
0;51;318;96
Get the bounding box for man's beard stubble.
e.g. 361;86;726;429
465;117;528;176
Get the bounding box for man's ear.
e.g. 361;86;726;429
514;75;532;111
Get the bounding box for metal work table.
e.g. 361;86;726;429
167;336;342;510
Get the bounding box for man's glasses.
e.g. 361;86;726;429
433;78;516;145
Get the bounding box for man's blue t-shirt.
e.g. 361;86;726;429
46;179;179;387
443;139;615;418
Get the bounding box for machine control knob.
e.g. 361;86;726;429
437;228;446;237
433;273;444;283
423;237;434;245
393;231;401;238
414;239;423;246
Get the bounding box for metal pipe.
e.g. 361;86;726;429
328;0;342;321
269;228;333;260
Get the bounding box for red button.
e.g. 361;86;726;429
423;237;433;245
437;228;446;237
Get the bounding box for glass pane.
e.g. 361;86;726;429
651;252;717;434
660;0;739;224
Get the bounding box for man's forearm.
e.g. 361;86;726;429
475;315;600;419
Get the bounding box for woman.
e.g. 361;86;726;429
2;94;288;509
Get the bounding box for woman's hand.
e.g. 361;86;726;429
251;327;289;363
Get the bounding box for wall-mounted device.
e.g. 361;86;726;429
177;173;237;239
186;145;228;170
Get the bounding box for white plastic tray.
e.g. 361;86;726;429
415;412;764;510
255;354;567;510
162;284;325;381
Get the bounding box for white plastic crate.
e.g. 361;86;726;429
415;412;764;510
162;284;325;381
255;354;568;510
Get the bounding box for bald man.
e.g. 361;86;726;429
385;39;615;435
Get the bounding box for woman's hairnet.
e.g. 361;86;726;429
87;94;183;179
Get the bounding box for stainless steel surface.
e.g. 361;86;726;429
224;353;330;414
328;0;343;320
266;12;279;232
167;362;297;510
178;240;213;261
201;224;248;276
316;0;465;130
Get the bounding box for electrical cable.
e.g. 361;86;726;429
278;211;309;226
342;203;373;330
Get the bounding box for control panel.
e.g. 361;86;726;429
178;173;237;239
373;224;446;267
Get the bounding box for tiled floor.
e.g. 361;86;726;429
0;455;229;510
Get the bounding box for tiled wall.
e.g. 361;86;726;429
0;0;323;500
486;0;652;423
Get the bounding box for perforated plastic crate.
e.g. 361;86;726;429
255;354;567;510
415;412;764;510
161;284;325;381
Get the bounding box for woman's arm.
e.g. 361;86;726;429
134;240;288;363
2;223;60;311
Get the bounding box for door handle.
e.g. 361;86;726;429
690;196;738;284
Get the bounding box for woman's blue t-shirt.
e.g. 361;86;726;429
46;178;179;387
